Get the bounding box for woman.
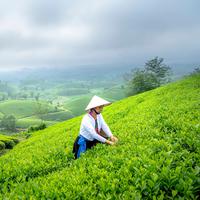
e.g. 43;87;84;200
73;95;118;159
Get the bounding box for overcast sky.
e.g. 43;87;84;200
0;0;199;72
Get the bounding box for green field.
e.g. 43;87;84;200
0;74;199;199
0;100;56;119
99;85;127;101
16;116;55;129
16;110;74;129
40;110;74;121
63;94;93;116
0;100;71;129
0;84;126;129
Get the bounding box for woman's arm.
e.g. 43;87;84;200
100;115;118;143
100;115;113;137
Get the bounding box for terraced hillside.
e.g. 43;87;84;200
0;100;74;129
0;74;199;199
0;100;56;118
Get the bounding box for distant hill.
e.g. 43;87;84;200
0;100;56;119
0;73;199;199
0;100;74;129
63;85;126;116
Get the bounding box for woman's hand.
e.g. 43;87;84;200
106;140;115;145
110;136;118;143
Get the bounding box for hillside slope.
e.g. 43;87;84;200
0;100;74;129
0;74;199;199
0;100;56;118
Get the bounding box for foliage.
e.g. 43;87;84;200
0;79;127;127
0;81;16;98
126;57;172;96
34;102;49;118
145;57;172;84
0;74;199;199
0;134;19;150
190;67;200;75
28;123;47;133
0;92;8;101
0;115;16;131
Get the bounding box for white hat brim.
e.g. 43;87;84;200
85;95;111;111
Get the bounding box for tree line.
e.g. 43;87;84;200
125;57;200;96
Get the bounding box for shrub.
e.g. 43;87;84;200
4;140;15;149
0;134;19;150
28;122;47;133
0;141;5;150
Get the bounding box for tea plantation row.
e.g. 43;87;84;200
0;134;19;151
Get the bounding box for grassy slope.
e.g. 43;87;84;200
40;110;74;121
16;110;74;128
0;74;199;199
64;94;93;116
99;85;127;101
16;117;55;128
0;100;66;128
0;100;56;119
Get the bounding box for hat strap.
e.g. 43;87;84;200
91;108;100;115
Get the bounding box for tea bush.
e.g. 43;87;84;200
0;134;19;149
0;74;199;199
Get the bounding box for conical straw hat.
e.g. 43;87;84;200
85;95;111;111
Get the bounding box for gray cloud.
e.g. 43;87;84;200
27;0;74;26
0;0;199;71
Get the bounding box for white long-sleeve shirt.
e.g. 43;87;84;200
79;113;113;143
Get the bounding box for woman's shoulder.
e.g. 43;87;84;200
82;113;92;122
81;114;94;127
82;113;89;120
97;113;104;121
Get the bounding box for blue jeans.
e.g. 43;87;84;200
73;135;99;159
77;135;87;158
